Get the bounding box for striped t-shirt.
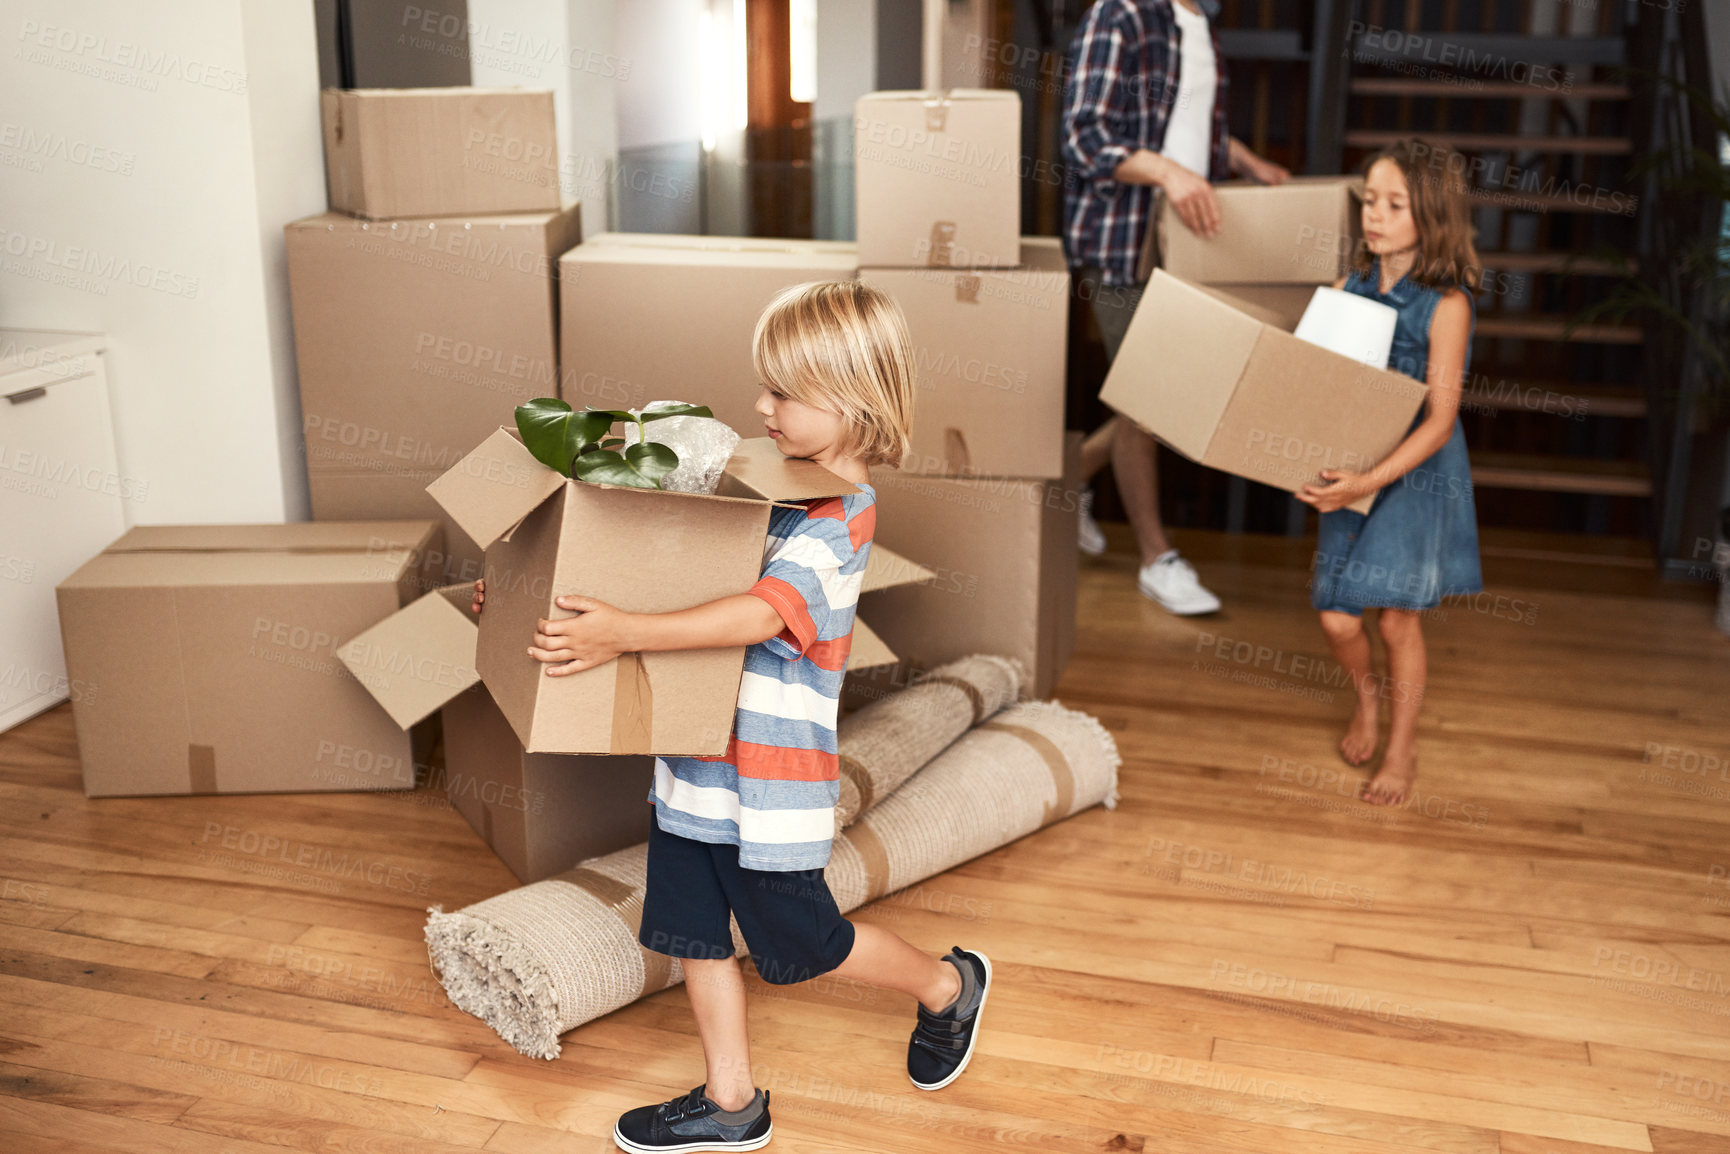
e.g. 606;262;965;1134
649;484;877;870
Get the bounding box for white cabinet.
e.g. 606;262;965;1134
1;330;128;733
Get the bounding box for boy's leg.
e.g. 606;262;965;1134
682;956;755;1111
830;922;960;1012
1367;608;1426;805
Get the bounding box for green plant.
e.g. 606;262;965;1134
514;399;714;489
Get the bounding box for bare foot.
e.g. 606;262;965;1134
1361;744;1415;806
1339;697;1379;766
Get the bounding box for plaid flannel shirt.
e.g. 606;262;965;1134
1061;0;1233;287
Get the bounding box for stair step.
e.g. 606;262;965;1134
1463;381;1647;419
1347;130;1631;154
1469;188;1639;215
1350;78;1630;100
1475;316;1642;343
1470;453;1652;497
1349;33;1625;67
1479;251;1624;275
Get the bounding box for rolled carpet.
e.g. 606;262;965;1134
835;654;1023;829
426;698;1119;1059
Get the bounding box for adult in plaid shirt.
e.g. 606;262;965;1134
1062;0;1289;615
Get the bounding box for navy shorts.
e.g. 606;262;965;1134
638;812;855;985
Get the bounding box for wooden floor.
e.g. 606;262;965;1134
3;528;1728;1154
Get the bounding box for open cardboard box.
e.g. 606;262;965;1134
337;435;932;756
1100;272;1428;515
1156;175;1362;287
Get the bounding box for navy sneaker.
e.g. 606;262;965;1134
907;947;992;1090
612;1085;772;1153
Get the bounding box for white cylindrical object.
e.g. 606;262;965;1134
1293;287;1399;369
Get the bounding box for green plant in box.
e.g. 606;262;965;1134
514;399;714;489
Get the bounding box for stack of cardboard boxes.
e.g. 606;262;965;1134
286;88;581;585
847;89;1079;701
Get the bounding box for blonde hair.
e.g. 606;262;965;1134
1352;136;1483;292
752;280;917;468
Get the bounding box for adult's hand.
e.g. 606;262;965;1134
1161;161;1222;238
1241;152;1291;185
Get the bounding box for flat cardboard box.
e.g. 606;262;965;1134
285;206;583;583
558;234;857;436
1101;272;1427;514
322;88;560;219
56;521;443;797
1158;176;1360;286
861;239;1069;478
854;90;1020;268
845;433;1081;706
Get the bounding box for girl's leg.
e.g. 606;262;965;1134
1366;608;1426;805
1319;610;1380;766
830;922;962;1012
681;956;756;1111
1079;416;1119;485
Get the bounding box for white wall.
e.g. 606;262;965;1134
614;0;703;151
0;0;326;525
814;0;875;122
465;0;621;241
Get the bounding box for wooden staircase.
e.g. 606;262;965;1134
1332;0;1652;537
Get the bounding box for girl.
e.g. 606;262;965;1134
1295;137;1484;807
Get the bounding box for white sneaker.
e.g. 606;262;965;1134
1078;487;1107;556
1138;550;1221;615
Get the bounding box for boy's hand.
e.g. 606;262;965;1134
529;594;631;676
1296;469;1376;514
471;579;485;616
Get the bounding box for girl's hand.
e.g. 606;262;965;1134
1296;469;1377;514
471;578;485;616
529;594;631;676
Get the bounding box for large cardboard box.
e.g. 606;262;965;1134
56;522;442;797
286;206;583;583
846;434;1081;704
861;238;1068;478
854;90;1020;268
1101;272;1427;514
321;88;560;219
558;234;857;434
1158;176;1361;288
443;679;654;885
340;435;930;755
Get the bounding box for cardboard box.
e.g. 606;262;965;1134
558;233;857;435
846;434;1081;704
56;521;442;797
321;88;560;219
854;90;1020;268
861;239;1068;478
1101;272;1427;514
286;206;583;583
1191;284;1317;331
443;677;654;885
339;435;929;755
1158;176;1360;287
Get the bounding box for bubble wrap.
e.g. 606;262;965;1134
620;401;741;494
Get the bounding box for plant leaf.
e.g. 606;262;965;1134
626;441;679;485
574;449;662;488
600;437;625;449
515;398;576;474
639;403;714;422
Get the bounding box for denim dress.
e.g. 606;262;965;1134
1310;264;1483;615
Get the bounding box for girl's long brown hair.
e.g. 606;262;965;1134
1351;137;1483;292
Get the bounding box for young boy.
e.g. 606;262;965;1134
473;281;991;1152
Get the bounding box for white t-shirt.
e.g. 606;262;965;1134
1160;1;1217;179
